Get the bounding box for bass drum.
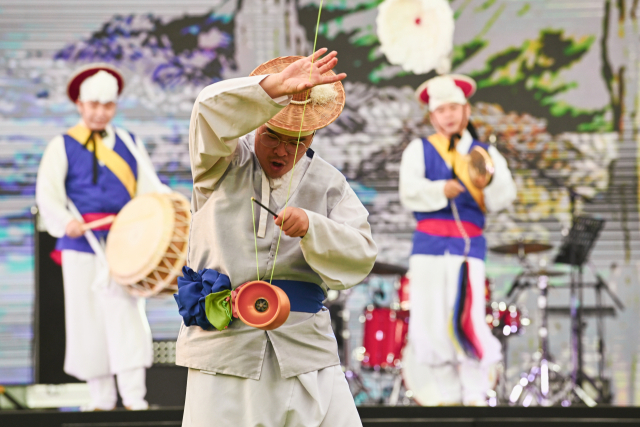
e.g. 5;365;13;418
361;307;408;370
106;192;191;298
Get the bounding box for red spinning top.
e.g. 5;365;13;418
233;281;290;330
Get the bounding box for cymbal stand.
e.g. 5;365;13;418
509;273;566;406
337;288;371;403
588;261;624;395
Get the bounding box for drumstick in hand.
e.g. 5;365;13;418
81;215;116;232
251;197;278;218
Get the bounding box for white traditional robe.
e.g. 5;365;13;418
181;75;377;426
399;131;516;405
36;123;165;409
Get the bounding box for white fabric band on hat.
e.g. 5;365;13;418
428;75;467;112
265;123;315;137
79;70;119;104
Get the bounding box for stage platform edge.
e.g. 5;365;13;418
3;405;640;426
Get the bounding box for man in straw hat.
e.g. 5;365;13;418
36;63;166;411
399;74;516;406
175;48;377;426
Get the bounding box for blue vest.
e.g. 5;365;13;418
411;137;489;260
56;131;138;253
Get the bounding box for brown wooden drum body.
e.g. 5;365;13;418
106;192;191;298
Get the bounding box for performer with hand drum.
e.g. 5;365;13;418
399;74;517;406
36;63;167;411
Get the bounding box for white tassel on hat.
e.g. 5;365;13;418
289;84;339;106
79;70;119;104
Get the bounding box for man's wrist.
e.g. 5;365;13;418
259;73;286;99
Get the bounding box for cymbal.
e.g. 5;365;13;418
490;242;552;256
370;261;408;276
521;269;566;278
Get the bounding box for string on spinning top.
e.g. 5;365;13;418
249;0;325;284
251;198;262;281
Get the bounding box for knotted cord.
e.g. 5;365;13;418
448;132;471;258
251;199;262;281
83;130;107;185
450;199;471;258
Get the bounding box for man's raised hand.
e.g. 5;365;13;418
260;48;347;99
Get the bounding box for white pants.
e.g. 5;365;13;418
405;253;501;405
87;367;148;410
61;250;153;408
182;341;362;427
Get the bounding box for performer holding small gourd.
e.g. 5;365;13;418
174;49;377;426
399;74;517;406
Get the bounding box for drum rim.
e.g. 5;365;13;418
108;192;191;298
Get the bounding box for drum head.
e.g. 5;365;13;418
106;193;175;285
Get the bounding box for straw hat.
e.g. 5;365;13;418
67;62;124;103
250;56;346;136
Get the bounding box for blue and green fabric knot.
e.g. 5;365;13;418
174;266;234;331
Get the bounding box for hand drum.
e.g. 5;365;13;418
234;281;290;330
468;146;494;188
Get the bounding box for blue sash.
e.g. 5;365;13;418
174;267;325;331
271;280;325;313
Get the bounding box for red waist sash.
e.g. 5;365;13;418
50;212;117;265
416;218;483;238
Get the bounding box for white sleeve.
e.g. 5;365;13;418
190;75;291;209
483;145;517;212
36;136;74;238
399;138;449;212
300;186;378;291
133;135;171;196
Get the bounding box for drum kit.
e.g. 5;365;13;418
338;219;623;407
340;257;530;406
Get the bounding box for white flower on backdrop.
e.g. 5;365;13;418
376;0;454;75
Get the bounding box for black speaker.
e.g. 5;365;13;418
33;208;78;385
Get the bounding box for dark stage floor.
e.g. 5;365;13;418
3;406;640;426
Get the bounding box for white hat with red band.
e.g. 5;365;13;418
415;74;476;112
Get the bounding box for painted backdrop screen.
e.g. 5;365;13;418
0;0;639;406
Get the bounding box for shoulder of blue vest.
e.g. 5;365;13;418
62;132;79;142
